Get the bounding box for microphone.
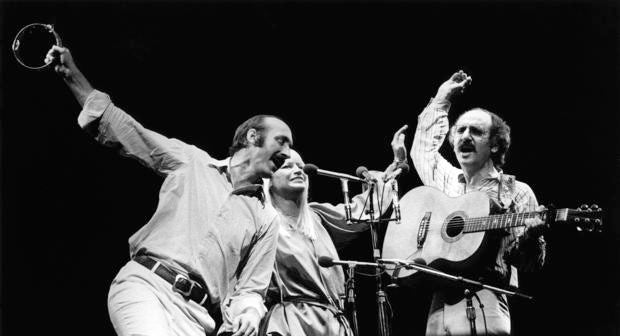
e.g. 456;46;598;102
318;256;382;268
355;166;377;183
303;164;366;183
378;258;427;267
304;163;364;224
383;162;410;182
384;163;409;224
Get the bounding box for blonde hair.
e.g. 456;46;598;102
263;178;317;241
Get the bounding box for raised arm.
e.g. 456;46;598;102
46;46;189;175
311;125;412;248
410;71;471;191
46;45;93;107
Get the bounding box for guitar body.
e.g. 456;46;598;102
382;186;499;280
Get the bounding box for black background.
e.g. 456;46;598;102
1;1;619;335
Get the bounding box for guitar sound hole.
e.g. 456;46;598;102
446;216;465;237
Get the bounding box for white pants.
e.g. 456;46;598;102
426;289;511;336
108;260;217;336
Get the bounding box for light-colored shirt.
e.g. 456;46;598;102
410;99;545;286
261;175;394;336
78;90;278;333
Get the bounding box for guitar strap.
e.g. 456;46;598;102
497;173;521;288
496;173;517;212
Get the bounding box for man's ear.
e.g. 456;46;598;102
246;128;258;146
491;146;498;153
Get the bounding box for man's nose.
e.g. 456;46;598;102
281;144;291;157
461;127;473;139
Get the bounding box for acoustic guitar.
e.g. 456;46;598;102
382;186;602;279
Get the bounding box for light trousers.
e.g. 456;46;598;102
426;289;511;336
108;260;217;336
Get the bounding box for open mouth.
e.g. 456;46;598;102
270;153;288;170
458;143;475;153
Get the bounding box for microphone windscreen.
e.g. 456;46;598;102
412;258;427;266
355;166;369;178
397;162;410;174
303;163;318;176
318;256;334;267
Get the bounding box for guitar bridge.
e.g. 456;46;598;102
417;212;431;249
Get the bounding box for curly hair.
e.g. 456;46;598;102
448;108;511;169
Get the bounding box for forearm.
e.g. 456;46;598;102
227;221;277;319
63;67;94;107
78;90;188;173
410;100;456;187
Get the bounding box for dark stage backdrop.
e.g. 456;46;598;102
1;1;619;335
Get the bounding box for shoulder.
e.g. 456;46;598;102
511;177;538;209
513;178;535;197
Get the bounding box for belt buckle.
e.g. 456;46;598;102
173;274;194;298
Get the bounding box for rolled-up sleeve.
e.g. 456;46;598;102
77;90;188;175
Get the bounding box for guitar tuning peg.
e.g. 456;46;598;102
574;217;581;223
591;204;600;211
595;219;601;224
579;204;590;211
576;226;583;232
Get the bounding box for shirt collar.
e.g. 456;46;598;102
216;157;266;202
212;157;230;171
457;167;502;184
231;184;265;203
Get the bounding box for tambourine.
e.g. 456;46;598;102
12;23;62;70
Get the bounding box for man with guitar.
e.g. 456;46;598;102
409;70;547;335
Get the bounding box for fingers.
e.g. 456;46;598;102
231;319;255;336
392;124;408;143
452;70;472;94
44;45;66;64
394;124;408;138
231;316;241;336
231;315;257;336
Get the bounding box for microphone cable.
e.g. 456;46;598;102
472;291;489;336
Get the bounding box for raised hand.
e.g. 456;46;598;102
391;124;408;163
45;45;79;79
44;45;93;107
435;70;472;102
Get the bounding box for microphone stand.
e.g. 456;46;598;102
365;180;391;336
346;265;360;336
380;259;533;336
385;259;533;300
464;289;477;336
340;178;353;225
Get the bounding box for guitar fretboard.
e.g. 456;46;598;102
462;211;542;233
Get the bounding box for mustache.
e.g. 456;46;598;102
457;140;475;151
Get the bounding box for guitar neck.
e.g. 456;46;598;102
463;209;567;233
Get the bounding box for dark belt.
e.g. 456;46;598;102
134;255;209;308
